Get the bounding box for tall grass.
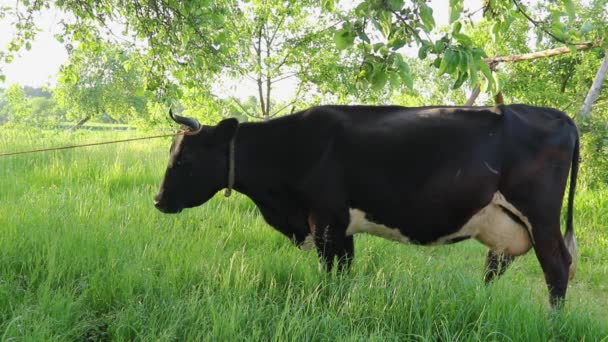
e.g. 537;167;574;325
0;128;606;340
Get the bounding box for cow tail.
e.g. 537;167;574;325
564;129;579;280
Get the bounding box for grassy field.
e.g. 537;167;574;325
0;128;607;340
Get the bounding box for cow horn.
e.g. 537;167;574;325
169;108;200;131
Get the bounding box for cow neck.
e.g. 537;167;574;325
224;125;238;198
232;120;293;197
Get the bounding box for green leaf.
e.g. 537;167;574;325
0;74;5;82
453;32;472;47
387;0;404;11
322;0;335;12
433;37;448;53
438;55;448;74
401;71;413;89
389;72;400;87
452;21;462;34
491;22;500;42
358;30;371;44
581;21;593;34
479;61;495;92
432;57;441;68
378;10;393;38
452;71;468;89
354;2;369;16
448;50;459;74
395;54;411;76
456;50;468;73
371;69;388;91
467;53;478;85
563;0;575;21
471;47;487;59
419;4;435;32
389;38;406;50
449;0;463;24
334;28;355;49
550;23;568;41
395;55;413;88
418;44;429;59
439;49;459;75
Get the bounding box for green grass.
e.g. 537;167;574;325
1;128;607;340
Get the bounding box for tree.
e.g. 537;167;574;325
325;0;603;93
53;42;152;128
2;0;602;102
392;56;468;107
28;96;64;126
1;84;31;123
214;0;345;119
209;0;382;119
1;0;240;101
0;88;6;123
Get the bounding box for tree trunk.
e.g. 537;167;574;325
494;91;504;105
579;53;608;118
465;84;481;106
69;116;91;131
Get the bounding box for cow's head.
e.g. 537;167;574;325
154;110;238;213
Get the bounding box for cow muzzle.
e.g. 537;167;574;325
154;200;183;214
153;192;183;214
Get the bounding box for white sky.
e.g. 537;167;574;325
0;0;482;100
0;4;69;87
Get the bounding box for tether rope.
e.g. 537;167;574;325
0;132;181;157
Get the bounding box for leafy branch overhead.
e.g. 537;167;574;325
0;0;606;98
329;0;605;92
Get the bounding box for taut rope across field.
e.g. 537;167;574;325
0;132;183;157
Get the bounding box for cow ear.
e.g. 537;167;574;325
213;118;239;143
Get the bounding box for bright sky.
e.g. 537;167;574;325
0;4;69;87
0;0;482;99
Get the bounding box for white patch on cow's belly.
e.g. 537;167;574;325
436;192;533;256
346;209;411;244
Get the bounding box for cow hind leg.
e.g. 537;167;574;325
484;250;515;284
513;195;572;307
532;227;572;308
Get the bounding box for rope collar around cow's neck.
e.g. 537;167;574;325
224;127;238;197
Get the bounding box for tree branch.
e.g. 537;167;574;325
255;25;266;116
511;0;569;44
268;12;286;46
270;73;297;84
392;11;423;43
229;97;254;117
271;82;305;116
265;29;272;116
483;42;596;64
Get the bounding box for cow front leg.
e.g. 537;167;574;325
313;215;354;273
484;250;514;284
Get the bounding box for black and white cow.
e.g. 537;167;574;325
154;104;579;307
